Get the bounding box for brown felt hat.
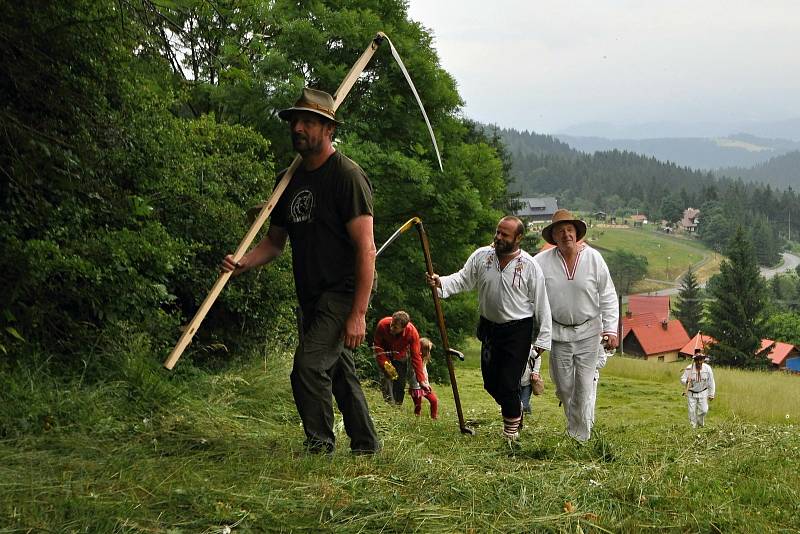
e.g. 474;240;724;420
542;209;587;245
278;87;342;124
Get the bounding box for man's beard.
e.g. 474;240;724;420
494;239;514;254
292;134;321;155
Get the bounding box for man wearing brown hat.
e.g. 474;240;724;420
221;87;380;455
533;209;618;442
427;216;552;441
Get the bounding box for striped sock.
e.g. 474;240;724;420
503;415;522;435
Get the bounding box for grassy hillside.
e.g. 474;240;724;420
2;341;799;532
585;224;721;292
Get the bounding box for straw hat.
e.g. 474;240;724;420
541;209;587;245
278;87;342;124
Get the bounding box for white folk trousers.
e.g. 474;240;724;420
549;336;600;442
687;393;709;428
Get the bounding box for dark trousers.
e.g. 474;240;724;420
290;292;380;453
477;316;534;418
381;358;408;405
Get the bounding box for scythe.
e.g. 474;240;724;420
376;217;475;435
164;32;443;370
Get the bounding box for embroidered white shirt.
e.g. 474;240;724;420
681;363;716;397
438;246;552;351
533;244;619;342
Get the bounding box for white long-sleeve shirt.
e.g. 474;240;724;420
520;346;543;386
681;362;716;397
438;246;552;351
533;244;618;342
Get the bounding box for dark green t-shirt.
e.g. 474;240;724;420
272;151;373;314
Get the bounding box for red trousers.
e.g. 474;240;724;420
410;388;439;419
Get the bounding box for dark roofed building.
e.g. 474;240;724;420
514;197;558;223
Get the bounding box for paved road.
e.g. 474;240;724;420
760;251;800;279
633;251;800;298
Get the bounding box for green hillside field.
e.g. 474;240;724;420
3;340;799;532
584;224;721;292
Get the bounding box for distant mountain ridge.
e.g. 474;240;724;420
717;150;800;190
555;133;800;171
557;118;800;141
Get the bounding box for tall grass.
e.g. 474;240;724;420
2;343;799;532
604;355;800;424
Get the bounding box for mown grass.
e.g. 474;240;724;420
2;344;800;533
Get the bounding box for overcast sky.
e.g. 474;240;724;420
407;1;800;138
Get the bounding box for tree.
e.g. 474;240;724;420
604;250;648;295
704;227;767;368
674;267;703;335
659;194;684;224
763;312;800;347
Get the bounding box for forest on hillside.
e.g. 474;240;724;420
718;150;800;190
0;0;516;374
491;126;798;266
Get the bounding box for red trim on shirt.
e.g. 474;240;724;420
556;247;583;280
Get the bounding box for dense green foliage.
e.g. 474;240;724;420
1;0;514;377
674;267;703;336
705;228;768;368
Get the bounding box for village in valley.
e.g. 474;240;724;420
516;197;800;372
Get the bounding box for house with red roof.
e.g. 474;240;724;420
679;333;799;371
679;332;716;358
622;318;690;362
758;339;800;370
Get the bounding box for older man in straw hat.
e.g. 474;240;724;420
221;87;380;455
533;209;618;442
427;216;552;441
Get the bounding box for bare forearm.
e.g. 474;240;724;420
221;226;286;275
242;237;282;270
351;244;376;318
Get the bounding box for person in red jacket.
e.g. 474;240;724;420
373;311;429;405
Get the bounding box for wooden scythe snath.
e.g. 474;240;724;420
375;217;475;435
164;32;443;370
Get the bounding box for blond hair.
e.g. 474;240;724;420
420;337;434;362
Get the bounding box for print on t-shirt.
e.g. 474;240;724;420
290;189;314;223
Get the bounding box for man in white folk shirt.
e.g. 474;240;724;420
426;216;552;441
533;209;619;442
680;349;716;428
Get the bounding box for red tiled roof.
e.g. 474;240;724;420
759;339;799;366
624;319;690;355
679;333;716;357
622;312;658;338
628;295;670;322
631;214;647;221
679;335;797;365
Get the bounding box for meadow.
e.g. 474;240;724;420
2;339;799;533
585;224;721;292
